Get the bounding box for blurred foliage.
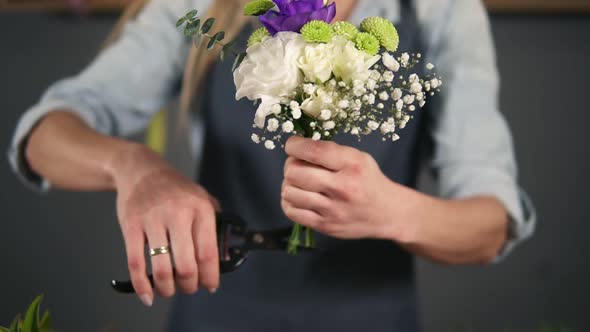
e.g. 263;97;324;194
0;294;573;332
0;295;56;332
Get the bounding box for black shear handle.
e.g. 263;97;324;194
111;213;249;294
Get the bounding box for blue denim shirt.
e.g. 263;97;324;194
7;0;536;260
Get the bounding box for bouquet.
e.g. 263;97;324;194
177;0;442;255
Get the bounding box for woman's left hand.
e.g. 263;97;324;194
281;136;425;243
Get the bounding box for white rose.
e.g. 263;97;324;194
234;32;306;127
301;95;325;118
382;52;400;72
331;36;381;83
297;42;336;83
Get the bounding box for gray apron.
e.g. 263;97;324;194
168;1;429;330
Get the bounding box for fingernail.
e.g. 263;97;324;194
209;288;218;294
139;293;153;307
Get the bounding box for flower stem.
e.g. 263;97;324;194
305;226;312;248
288;223;302;255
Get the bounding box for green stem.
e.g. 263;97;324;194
288;224;302;255
203;32;240;57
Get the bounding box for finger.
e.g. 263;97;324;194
281;200;324;229
282;183;332;215
193;204;220;292
122;225;153;307
208;194;222;212
285;136;357;171
284;157;337;194
145;222;175;298
169;220;199;294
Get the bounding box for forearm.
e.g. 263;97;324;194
391;188;509;265
25;110;149;191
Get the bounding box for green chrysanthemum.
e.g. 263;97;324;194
331;21;359;41
301;20;334;43
354;32;380;55
243;0;275;16
360;17;399;52
247;27;271;47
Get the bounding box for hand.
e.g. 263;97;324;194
281;136;424;242
110;144;220;306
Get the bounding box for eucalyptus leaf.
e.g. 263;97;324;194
175;17;186;27
213;31;225;42
22;295;43;332
201;18;215;34
232;53;247;72
186;19;201;36
207;37;217;50
186;9;198;19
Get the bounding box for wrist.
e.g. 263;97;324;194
380;183;443;246
105;142;166;190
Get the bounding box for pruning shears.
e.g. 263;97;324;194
111;212;316;293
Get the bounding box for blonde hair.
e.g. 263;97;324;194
104;0;250;115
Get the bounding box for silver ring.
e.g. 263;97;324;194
149;246;171;257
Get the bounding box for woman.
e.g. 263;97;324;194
8;0;536;331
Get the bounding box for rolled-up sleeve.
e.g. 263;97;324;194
421;0;536;260
7;0;203;192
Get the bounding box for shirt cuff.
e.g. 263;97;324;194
7;99;102;193
439;169;537;262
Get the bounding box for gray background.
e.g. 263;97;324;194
0;10;588;332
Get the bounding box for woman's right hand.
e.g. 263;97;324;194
109;144;220;307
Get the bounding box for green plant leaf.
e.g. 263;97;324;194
185;9;198;19
220;50;226;62
201;18;215;34
0;327;10;332
38;311;51;330
213;31;225;42
207;31;225;50
232;52;247;72
8;314;20;332
175;17;186;27
207;38;217;50
22;295;43;332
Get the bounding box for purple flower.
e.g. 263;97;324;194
260;0;337;35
